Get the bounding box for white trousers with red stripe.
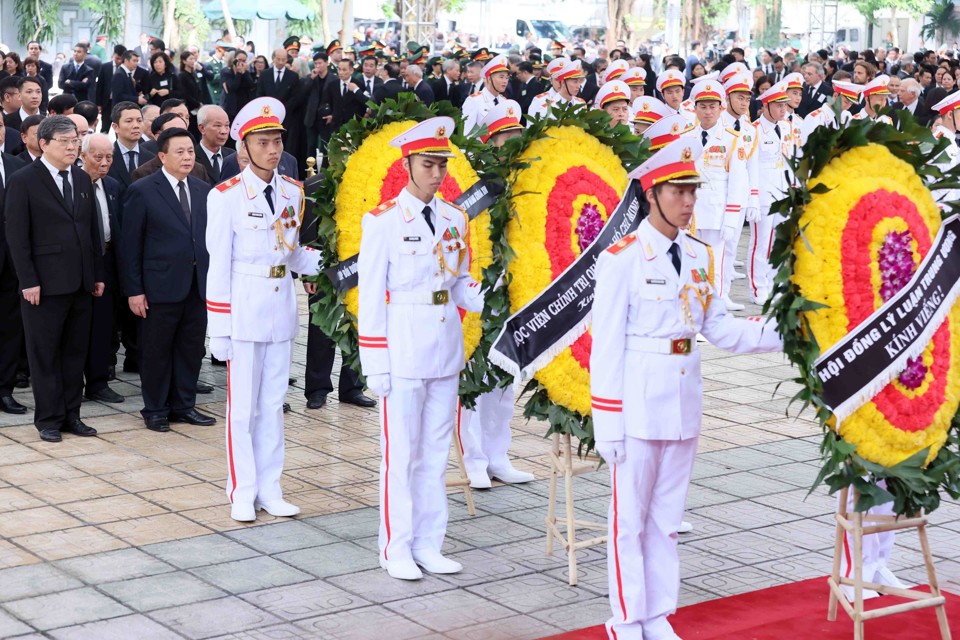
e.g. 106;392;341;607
722;219;746;293
379;374;459;563
839;481;896;582
606;436;698;640
694;228;726;299
747;211;783;304
457;386;516;477
224;340;292;506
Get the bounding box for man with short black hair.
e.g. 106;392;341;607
74;101;99;132
48;94;78;115
59;43;95;101
112;51;147;106
96;45;126;132
373;61;404;104
19;115;44;163
27;41;54;87
0;125;28;415
108;101;154;190
5;77;42;131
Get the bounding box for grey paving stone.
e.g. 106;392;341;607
144;534;259;569
443;614;564;640
0;564;83;602
436;549;535;588
749;461;821;488
275;541;379;579
150;596;282;639
752;515;837;552
191;556;313;594
239;581;370;621
302;508;379;541
485;537;606;573
752;551;834;582
465;573;597;615
751;488;835;519
683;484;741;509
678;546;746;580
696;471;797;499
328;567;456;604
48;613;184;639
544;559;610;596
100;571;226;611
385;589;514;633
684;565;784;597
294;605;433;640
225;520;340;555
208;623;315;639
690;500;804;530
449;485;546;515
0;609;32;638
687;530;807;566
751;439;820;462
528;595;611;632
4;587;130;631
56;548;175;584
445;515;543;549
697;447;786;472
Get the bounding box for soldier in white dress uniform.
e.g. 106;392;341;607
930;92;960;207
463;55;511;135
205;98;324;522
783;72;806;143
526;57;565;119
527;59;587;122
457;101;536;489
746;81;794;305
622;67;647;103
833;81;868;125
591;138;783;640
680;79;750;307
358;117;485;580
632;96;675;135
594;81;632;128
600;60;629;86
657;69;694;126
862;75;894;124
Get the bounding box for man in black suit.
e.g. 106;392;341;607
5;116;105;442
0;77;21;128
111;51;148;106
356;54;384;104
404;65;434;105
79;133;124;403
305;51;336;159
95;45;126;133
59;43;96;102
513;61;539;117
26;41;54;88
454;61;484;108
797;61;833;118
373;62;404;104
108;101;155;190
194;105;235;184
430;59;460;104
18;115;44;164
118;128;215;432
257;48;300;105
892;78;932;126
0;126;28;415
321;59;368;129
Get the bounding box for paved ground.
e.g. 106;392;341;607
1;269;959;640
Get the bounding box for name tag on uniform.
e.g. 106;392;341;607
646;278;666;285
403;236;421;242
248;212;264;218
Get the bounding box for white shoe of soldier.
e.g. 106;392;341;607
230;503;256;522
874;566;908;589
678;520;693;534
489;466;535;484
380;556;423;580
412;548;462;574
840;584;880;602
732;270;746;280
722;296;745;311
734;259;744;268
643;614;683;640
467;470;492;489
255;500;301;517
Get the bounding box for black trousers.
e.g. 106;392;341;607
114;299;140;368
21;288;92;431
0;257;23;396
304;290;362;398
138;279;206;418
84;248;117;393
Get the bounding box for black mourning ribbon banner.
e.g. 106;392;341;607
324;179;502;293
814;214;960;422
489;179;648;380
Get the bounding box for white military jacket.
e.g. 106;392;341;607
721;110;761;210
527;91;585;122
589;218;782;442
205;167;322;342
751;116;795;210
358;187;484;380
463;88;503;135
681;122;750;231
933;125;960;207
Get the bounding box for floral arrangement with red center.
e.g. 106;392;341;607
877;230;928;390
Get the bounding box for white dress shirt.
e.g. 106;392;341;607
161;167;190;211
93;179;111;242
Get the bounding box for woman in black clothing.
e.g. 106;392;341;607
146;51;179;107
250;55;268;83
750;75;772;121
220;50;255;131
22;57;49;113
178;50;204;138
2;53;24;78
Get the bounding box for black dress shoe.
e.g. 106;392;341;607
210;355;227;367
339;391;376;408
122;359;140;373
39;428;62;442
168;408;216;426
107;366;116;381
283;403;291;413
196;382;213;394
144;416;170;432
63;419;97;437
85;387;124;403
15;373;29;389
0;395;27;414
306;392;327;410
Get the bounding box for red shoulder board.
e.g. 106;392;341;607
281;175;302;187
370;199;396;216
606;234;637;255
438;197;465;213
215;175;241;192
535;91;549;98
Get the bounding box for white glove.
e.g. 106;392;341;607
745;207;761;223
721;224;737;241
367;373;391;397
210;336;233;361
595;440;626;465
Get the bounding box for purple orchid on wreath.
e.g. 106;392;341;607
878;229;928;390
575;202;604;252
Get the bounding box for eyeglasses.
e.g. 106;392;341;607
53;137;82;147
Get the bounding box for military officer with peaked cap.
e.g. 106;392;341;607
462;54;512;135
205;97;323;523
591;138;782;640
358;117;484;581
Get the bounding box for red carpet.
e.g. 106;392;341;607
541;578;958;639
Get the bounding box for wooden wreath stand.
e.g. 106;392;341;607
446;436;476;516
827;486;952;640
545;432;607;586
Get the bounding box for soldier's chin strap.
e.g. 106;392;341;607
242;138;273;174
652;188;680;230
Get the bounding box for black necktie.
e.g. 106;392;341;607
276;70;282;84
0;167;5;204
494;96;499;105
668;242;681;275
211;153;221;181
59;170;73;214
342;82;347;96
774;124;781;139
701;130;708;146
422;205;435;234
177;180;191;222
367;79;373;95
264;185;274;213
128;150;137;174
734;119;741;131
94;183;106;254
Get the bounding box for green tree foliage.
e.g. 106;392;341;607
15;0;61;44
80;0;126;44
921;0;960;45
